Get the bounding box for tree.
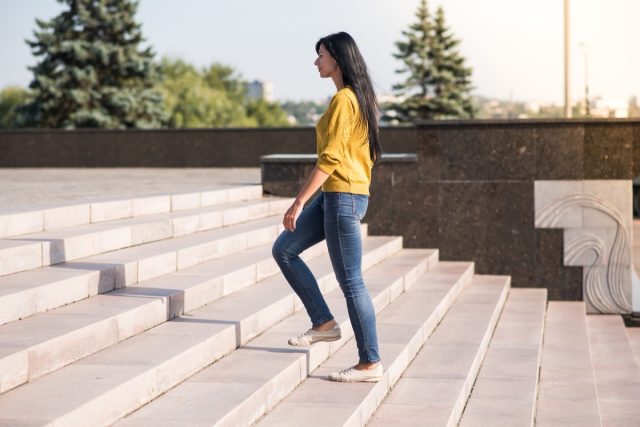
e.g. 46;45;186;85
393;0;475;121
157;57;290;128
157;58;250;128
17;0;165;128
426;7;475;119
245;99;290;127
0;86;30;128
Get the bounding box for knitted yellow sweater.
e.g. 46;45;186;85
315;87;372;195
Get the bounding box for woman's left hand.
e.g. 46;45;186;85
283;200;303;232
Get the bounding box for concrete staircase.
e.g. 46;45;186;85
0;181;638;426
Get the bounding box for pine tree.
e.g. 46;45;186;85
392;0;434;122
428;7;475;119
393;1;475;121
17;0;165;128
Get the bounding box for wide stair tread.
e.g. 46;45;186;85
257;262;485;427
0;236;401;426
458;288;547;427
0;184;263;239
587;314;640;426
535;302;600;427
0;214;285;326
0;195;290;277
627;327;640;366
0;236;329;394
365;275;509;427
115;249;439;427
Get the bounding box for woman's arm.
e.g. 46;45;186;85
283;166;330;231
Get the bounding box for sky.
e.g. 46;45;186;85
0;0;638;105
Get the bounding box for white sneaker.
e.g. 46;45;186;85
288;325;341;346
328;364;384;383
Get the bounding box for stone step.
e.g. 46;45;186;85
628;327;640;365
0;234;330;395
115;248;439;427
535;302;600;427
0;195;290;277
257;263;484;427
0;235;402;426
0;184;263;238
458;288;547;427
0;214;286;326
587;314;640;426
365;275;510;427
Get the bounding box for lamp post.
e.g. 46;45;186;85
564;0;571;118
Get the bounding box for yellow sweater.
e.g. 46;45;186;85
316;87;373;195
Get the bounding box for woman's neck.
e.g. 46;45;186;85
331;72;345;91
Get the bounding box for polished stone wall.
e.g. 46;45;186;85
261;119;640;306
400;120;638;303
0;127;416;167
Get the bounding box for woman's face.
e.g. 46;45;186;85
314;44;339;79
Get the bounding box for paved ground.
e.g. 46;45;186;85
0;168;261;211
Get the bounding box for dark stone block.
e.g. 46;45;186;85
535;125;584;180
584;124;634;179
368;165;395;235
633;124;640;178
369;161;430;245
380;127;418;153
439;181;489;261
395;181;439;248
486;127;537;181
417;129;442;182
421;125;536;182
0;127;419;167
261;161;315;197
534;229;583;300
480;182;535;283
438;181;535;284
437;127;492;181
261;162;307;182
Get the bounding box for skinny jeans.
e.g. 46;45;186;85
272;192;380;364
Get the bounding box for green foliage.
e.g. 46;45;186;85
245;99;290;127
157;57;289;128
17;0;166;128
0;86;31;128
157;58;249;128
393;0;475;121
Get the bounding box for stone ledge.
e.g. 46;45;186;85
260;153;418;163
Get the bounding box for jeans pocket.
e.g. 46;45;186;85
353;194;368;221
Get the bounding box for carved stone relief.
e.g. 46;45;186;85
535;181;632;314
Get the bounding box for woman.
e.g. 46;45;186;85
272;32;382;383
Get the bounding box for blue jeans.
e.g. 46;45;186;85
272;192;380;364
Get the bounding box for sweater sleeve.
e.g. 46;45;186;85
316;92;355;176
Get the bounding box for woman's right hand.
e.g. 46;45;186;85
283;199;303;232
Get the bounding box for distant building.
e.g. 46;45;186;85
246;80;274;102
589;97;628;118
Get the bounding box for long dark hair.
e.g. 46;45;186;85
316;32;381;164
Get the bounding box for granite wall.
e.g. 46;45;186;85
0;127;416;167
262;119;640;307
405;119;637;305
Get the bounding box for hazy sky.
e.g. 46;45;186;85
1;0;637;104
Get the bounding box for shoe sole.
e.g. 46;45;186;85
288;334;342;346
310;335;341;344
328;375;382;383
